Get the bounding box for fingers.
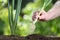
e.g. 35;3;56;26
38;15;45;21
32;10;39;21
32;10;47;21
38;10;47;21
38;14;49;21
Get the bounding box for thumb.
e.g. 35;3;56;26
39;10;46;16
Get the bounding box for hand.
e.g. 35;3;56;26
32;10;51;21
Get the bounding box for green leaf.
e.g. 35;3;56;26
14;0;22;33
8;0;11;28
11;0;14;24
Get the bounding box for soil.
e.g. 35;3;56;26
0;34;60;40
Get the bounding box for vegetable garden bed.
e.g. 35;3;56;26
0;34;60;40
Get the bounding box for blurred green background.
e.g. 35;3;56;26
0;0;60;36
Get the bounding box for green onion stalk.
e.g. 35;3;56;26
8;0;22;35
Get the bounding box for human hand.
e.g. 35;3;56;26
32;10;51;21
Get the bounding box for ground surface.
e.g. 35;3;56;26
0;34;60;40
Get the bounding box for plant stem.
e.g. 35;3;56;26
11;0;15;35
8;0;13;35
14;0;22;32
11;0;14;23
8;0;15;35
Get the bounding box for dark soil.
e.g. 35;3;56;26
0;34;60;40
